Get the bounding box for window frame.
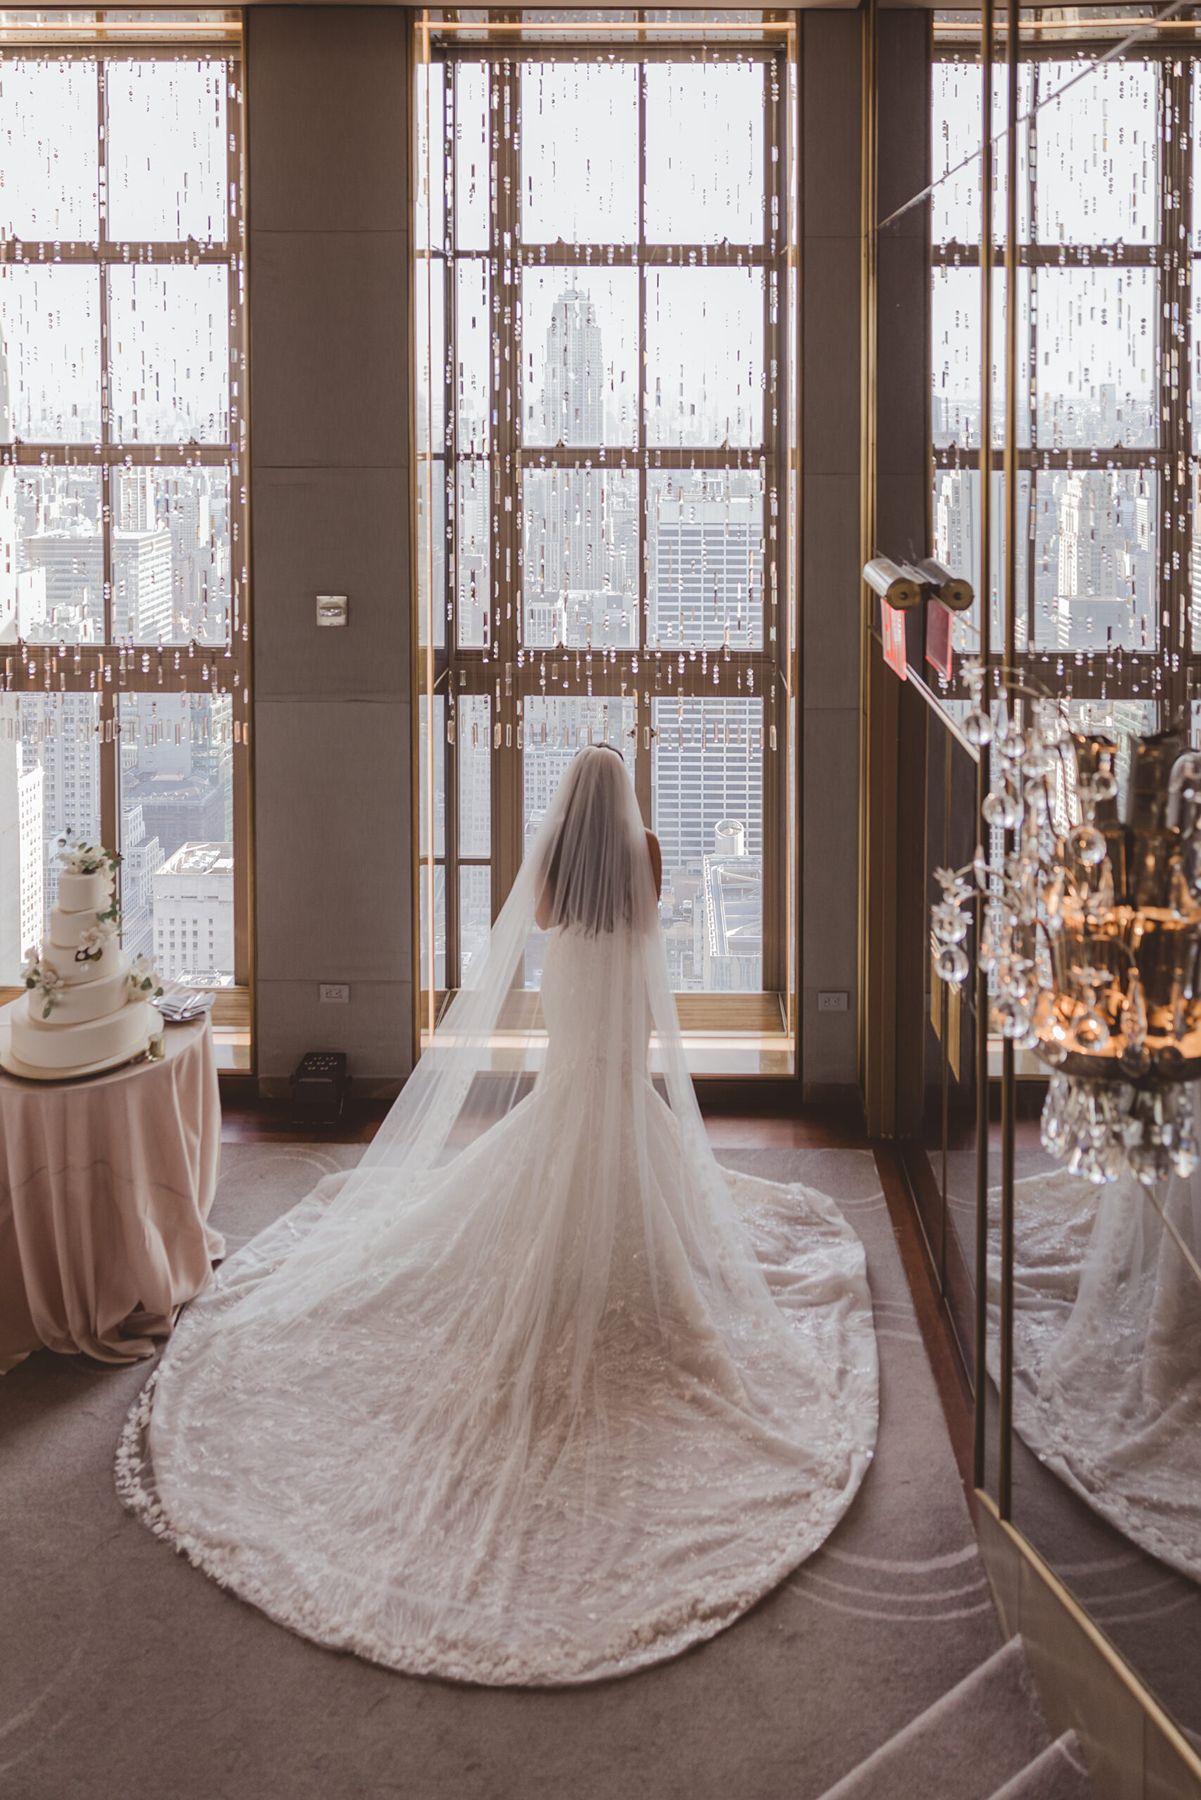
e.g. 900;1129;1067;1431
0;23;252;1066
930;35;1192;718
415;24;798;1052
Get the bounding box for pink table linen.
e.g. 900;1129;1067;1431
0;1015;223;1373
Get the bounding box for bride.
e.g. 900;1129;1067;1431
117;746;878;1685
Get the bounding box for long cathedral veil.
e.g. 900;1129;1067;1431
117;746;878;1685
220;745;789;1360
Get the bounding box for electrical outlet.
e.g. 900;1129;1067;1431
818;990;849;1013
319;984;350;1004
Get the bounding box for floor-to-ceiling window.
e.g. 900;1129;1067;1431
414;11;799;1075
931;23;1193;738
0;11;250;1068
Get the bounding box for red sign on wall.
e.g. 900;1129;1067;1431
882;601;908;681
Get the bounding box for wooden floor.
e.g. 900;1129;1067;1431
218;1095;977;1502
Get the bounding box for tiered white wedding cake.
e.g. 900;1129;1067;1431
4;840;161;1080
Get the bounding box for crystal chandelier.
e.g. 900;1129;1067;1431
932;663;1201;1187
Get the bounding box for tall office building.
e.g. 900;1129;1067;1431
152;840;235;983
24;528;173;643
525;294;638;650
1053;473;1153;652
649;472;762;649
540;289;604;445
0;326;15;645
653;697;763;991
0;728;44;976
121;695;230;864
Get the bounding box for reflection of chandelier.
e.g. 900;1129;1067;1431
933;663;1201;1186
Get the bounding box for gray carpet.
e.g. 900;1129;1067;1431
0;1144;1005;1800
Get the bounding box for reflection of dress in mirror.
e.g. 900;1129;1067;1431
1003;1143;1201;1581
116;746;878;1685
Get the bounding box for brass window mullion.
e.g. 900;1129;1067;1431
762;48;785;995
443;55;463;971
1023;62;1038;655
636;53;651;825
1164;58;1192;725
493;55;523;909
95;59;123;911
4;444;235;468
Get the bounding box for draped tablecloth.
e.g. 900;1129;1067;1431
0;1014;222;1373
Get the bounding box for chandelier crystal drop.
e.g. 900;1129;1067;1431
932;662;1201;1186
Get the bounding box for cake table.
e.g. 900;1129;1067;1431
0;1012;223;1374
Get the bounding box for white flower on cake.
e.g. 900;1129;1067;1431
128;956;164;1001
22;956;63;1020
75;921;118;964
54;831;121;881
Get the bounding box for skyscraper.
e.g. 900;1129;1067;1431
540;290;604;446
24;528;174;643
0;325;16;646
526;293;637;649
649;472;762;649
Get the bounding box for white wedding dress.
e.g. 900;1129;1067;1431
1000;1154;1201;1582
117;750;878;1684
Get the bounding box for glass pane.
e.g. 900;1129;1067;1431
6;467;104;644
1031;468;1156;653
0;266;101;442
520;62;637;245
648;469;764;650
419;693;445;859
113;467;231;646
118;692;236;984
929;62;1032;246
415;256;446;456
454;62;490;253
1188;282;1201;454
645;267;763;448
108;264;230;444
652;696;763;993
932;467;1031;657
0;691;101;979
522;268;638;447
930;59;982;247
644;61;764;246
419;863;446;993
931;265;1031;450
414;60;446;254
416;459;447;651
459;864;491;981
105;60;228;244
0;58;99;240
456;460;490;648
1035;267;1157;450
455;257;491;453
1034;60;1157;247
457;694;491;858
522;467;638;648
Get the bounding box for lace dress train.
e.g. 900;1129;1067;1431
117;756;879;1685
